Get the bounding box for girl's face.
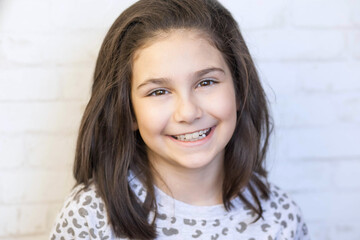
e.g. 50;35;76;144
131;29;237;174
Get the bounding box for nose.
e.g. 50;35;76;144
173;94;202;123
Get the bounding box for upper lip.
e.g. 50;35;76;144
169;127;212;136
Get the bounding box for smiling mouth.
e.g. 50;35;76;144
171;127;212;142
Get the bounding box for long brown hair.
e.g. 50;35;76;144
74;0;272;238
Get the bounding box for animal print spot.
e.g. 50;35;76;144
96;221;105;229
278;198;284;204
274;212;281;219
90;202;97;209
162;228;179;236
89;228;96;238
158;213;167;220
236;222;247;233
138;188;145;196
270;202;277;209
67;227;75;236
288;213;294;221
79;231;88;238
273;191;279;197
296;214;301;223
281;220;287;228
99;230;110;240
243;205;251;210
268;236;274;240
51;234;55;240
212;219;220;227
97;211;104;219
99;203;104;212
83;195;92;206
282;203;290;209
222;227;228;235
56;223;61;233
171;217;176;224
261;224;270;232
62;219;68;227
79;208;89;217
246;210;256;217
211;233;219;240
192;230;202;238
72;219;82;228
302;223;308;235
69;210;74;217
184;219;196;226
201;220;206;226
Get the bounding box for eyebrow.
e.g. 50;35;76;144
136;67;225;90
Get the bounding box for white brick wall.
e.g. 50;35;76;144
0;0;359;239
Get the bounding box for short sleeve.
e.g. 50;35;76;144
49;184;112;240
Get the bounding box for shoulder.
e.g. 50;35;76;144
50;183;114;240
261;182;310;239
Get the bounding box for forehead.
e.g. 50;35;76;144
131;29;228;83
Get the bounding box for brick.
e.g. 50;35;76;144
272;93;360;127
293;191;360;222
0;170;74;203
349;31;360;59
2;32;103;66
0;206;17;237
49;0;136;31
0;135;24;168
0;0;51;34
259;62;360;95
0;68;60;101
276;124;360;159
6;235;48;240
0;102;85;133
221;0;287;29
269;161;334;191
349;0;360;25
46;203;63;231
24;134;76;169
18;204;48;234
333;159;360;189
57;67;93;101
291;0;352;27
247;30;346;61
307;221;360;240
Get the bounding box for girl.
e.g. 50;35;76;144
51;0;310;239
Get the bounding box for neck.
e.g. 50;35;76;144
150;157;224;206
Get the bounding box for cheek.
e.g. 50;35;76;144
208;86;237;123
133;100;170;136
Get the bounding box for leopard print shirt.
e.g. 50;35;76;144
50;176;310;240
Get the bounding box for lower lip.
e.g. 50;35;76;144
167;126;216;147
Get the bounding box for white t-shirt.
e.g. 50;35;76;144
50;175;310;239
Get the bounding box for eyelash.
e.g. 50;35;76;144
196;79;217;87
147;79;217;96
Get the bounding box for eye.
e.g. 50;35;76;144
148;89;169;96
197;79;216;88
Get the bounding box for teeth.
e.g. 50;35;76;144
174;128;211;142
